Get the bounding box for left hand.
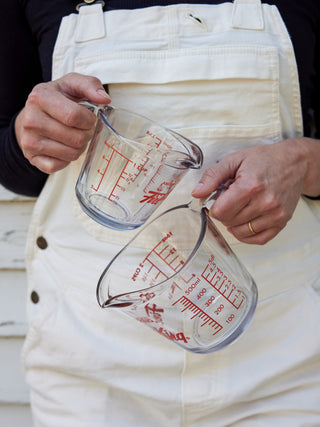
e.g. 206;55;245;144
192;138;320;245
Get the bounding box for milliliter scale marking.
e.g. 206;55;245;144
173;296;223;335
91;140;149;200
91;138;175;205
201;262;245;309
136;238;244;338
141;240;224;336
141;236;186;282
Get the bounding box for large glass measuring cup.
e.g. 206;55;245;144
76;104;203;230
97;195;258;354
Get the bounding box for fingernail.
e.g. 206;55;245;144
97;89;111;99
192;182;204;194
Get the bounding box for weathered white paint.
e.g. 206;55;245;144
0;338;29;403
0;184;34;425
0;201;34;269
0;270;28;337
0;404;33;426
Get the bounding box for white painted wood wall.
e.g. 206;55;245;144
0;184;34;426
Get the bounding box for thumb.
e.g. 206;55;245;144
192;157;239;198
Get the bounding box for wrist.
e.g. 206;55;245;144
14;108;25;151
289;137;320;198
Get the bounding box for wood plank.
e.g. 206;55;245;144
0;338;30;403
0;404;33;427
0;187;34;422
0;270;28;337
0;201;34;269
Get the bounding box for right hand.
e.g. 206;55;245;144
15;72;111;174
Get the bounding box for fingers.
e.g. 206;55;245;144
230;225;280;245
16;107;94;173
30;156;69;174
22;132;91;173
56;72;111;105
192;153;249;222
217;189;289;245
191;144;301;245
227;215;285;245
209;179;252;223
15;72;111;175
26;75;109;131
27;88;95;130
28;134;88;161
192;156;240;198
21;107;95;150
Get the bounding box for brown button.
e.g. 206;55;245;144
31;291;39;304
36;236;48;249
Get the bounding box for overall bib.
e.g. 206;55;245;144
22;1;320;426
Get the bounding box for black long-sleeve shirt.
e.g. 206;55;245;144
1;0;320;196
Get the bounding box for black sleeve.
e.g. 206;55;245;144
313;20;320;139
0;1;48;197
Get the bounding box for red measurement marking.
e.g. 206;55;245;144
138;292;156;303
144;303;164;322
108;158;130;202
172;296;223;335
143;257;169;282
168;282;183;300
201;262;245;309
178;273;196;284
143;166;176;198
139;190;167;205
140;239;184;286
146;130;162;148
153;243;185;272
91;145;115;192
91;140;149;196
152;326;190;343
143;164;163;194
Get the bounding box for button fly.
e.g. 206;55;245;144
36;236;48;249
31;291;40;304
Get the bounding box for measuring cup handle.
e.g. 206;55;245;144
203;184;226;206
189;180;233;212
78;101;104;116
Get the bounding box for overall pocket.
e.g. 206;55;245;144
73;44;282;244
75;44;281;132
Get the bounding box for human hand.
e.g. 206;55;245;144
192;139;317;244
14;72;111;174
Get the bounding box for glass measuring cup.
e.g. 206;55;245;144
97;194;258;354
76;103;203;230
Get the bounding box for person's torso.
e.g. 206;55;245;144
21;0;320;135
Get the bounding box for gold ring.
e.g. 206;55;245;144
248;221;257;235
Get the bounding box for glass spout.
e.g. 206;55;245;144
170;130;203;170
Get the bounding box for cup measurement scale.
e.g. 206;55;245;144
128;232;248;344
89;132;179;207
76;103;203;230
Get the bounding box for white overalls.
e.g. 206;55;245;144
21;1;320;426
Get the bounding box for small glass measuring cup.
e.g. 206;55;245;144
76;103;203;230
97;193;258;354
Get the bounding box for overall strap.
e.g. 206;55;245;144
232;0;264;30
74;2;105;43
